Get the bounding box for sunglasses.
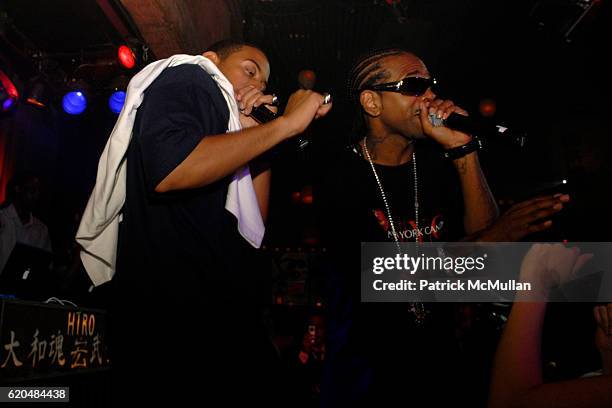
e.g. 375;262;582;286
362;76;436;97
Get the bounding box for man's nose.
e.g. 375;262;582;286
253;79;266;92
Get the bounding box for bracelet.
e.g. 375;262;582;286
442;138;484;160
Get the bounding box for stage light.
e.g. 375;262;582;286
2;98;15;111
297;70;316;90
26;77;48;108
118;45;136;69
62;91;87;115
108;75;129;114
0;69;19;113
301;185;313;204
291;191;302;203
62;79;89;115
108;90;126;114
479;98;497;118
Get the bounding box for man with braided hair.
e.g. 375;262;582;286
319;48;570;406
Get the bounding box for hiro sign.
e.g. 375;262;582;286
0;299;109;383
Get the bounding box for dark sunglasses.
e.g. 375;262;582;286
362;76;436;97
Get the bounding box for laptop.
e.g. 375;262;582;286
0;242;54;300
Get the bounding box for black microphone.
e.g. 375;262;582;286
249;93;332;150
429;113;527;147
249;103;278;124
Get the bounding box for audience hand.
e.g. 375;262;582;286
519;243;592;297
477;194;570;242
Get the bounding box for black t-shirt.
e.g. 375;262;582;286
319;142;467;406
111;66;266;394
323;142;464;246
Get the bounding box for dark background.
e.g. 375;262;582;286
1;0;610;401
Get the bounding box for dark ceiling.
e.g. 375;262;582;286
1;0;122;54
239;0;608;116
1;0;608;113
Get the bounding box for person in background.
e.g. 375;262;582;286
0;171;51;274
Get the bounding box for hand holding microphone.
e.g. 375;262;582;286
419;98;472;149
235;86;278;129
235;82;332;160
248;95;280;124
280;90;332;137
241;68;332;149
421;97;525;150
247;90;332;150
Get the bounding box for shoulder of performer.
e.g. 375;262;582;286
150;64;220;95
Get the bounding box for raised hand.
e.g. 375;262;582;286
281;89;332;138
477;194;570;242
419;97;471;149
518;243;592;298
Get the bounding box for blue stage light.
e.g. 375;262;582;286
62;91;87;115
2;98;15;111
108;91;126;114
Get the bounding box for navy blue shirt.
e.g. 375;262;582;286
116;64;258;306
106;64;281;406
111;65;265;387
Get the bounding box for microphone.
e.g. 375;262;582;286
428;112;527;147
249;95;279;124
249;93;332;150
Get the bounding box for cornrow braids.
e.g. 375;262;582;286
346;48;408;140
347;48;405;104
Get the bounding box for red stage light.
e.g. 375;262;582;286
118;45;136;69
297;70;316;90
301;185;313;205
26;79;47;108
479;98;497;118
0;69;19;112
291;191;302;203
26;98;44;107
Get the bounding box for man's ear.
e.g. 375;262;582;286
203;51;220;65
360;90;381;117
